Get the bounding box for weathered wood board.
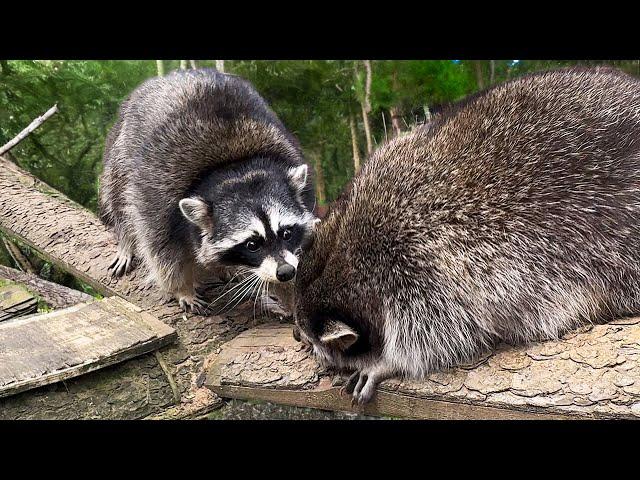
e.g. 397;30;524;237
0;296;177;399
0;284;37;322
206;323;640;420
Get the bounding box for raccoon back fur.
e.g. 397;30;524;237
294;67;640;404
100;69;316;312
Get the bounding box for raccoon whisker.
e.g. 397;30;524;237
252;277;265;320
207;271;258;311
263;280;270;319
218;274;261;314
224;278;261;314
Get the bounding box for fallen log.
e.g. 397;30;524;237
0;265;94;309
205;323;640;419
0;156;268;419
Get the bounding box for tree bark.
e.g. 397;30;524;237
490;59;496;85
180;60;188;70
206;322;640;419
349;113;362;172
0;265;94;309
216;60;225;73
156;60;164;77
190;60;198;69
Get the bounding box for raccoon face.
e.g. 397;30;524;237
179;162;316;283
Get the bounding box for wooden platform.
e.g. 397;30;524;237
0;296;176;399
205;323;640;419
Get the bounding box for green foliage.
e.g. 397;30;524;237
2;59;639;214
0;60;156;210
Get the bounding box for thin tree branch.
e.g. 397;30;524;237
0;104;58;156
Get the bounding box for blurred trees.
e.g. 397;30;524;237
2;59;639;215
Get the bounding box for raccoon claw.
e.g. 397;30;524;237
341;370;379;405
108;253;134;277
178;293;209;315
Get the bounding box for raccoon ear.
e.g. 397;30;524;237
319;319;359;351
179;197;212;230
287;164;308;191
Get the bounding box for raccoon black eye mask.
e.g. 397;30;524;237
294;67;640;404
99;68;316;313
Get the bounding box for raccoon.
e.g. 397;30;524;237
99;68;316;313
294;67;640;404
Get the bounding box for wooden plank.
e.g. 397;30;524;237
0;284;37;322
0;296;177;399
205;323;640;420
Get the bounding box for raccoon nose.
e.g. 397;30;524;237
276;264;296;282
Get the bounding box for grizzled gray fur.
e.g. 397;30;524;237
294;67;640;404
100;68;315;312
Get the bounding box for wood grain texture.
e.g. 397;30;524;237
0;156;277;419
0;265;94;309
0;296;176;399
206;323;640;419
0;284;37;322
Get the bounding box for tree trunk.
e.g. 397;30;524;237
473;60;484;90
180;60;188;70
0;60;11;76
190;60;198;69
490;59;496;85
156;60;165;77
216;60;225;73
389;68;402;136
357;60;374;154
311;150;326;206
349;113;362;172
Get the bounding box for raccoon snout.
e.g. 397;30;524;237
276;263;296;282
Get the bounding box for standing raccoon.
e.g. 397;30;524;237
100;69;316;313
294;67;640;404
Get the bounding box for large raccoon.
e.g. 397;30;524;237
99;68;316;313
294;67;640;404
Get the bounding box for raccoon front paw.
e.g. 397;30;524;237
108;252;134;277
340;370;382;406
178;292;209;315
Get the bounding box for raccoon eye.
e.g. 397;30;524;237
245;239;262;252
282;229;292;241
